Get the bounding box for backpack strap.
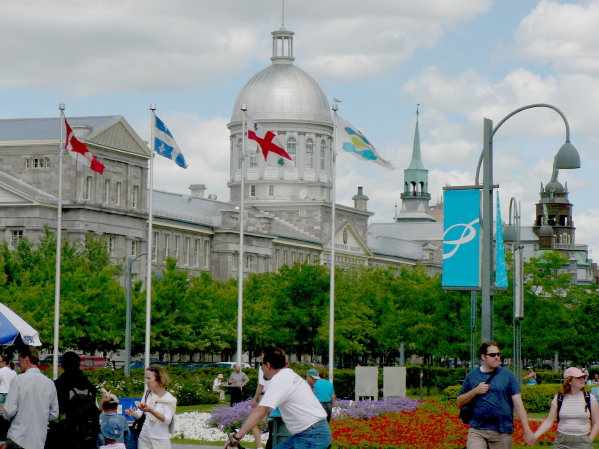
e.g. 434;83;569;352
557;393;564;422
584;391;591;414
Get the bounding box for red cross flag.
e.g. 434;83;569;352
64;119;105;174
247;120;293;168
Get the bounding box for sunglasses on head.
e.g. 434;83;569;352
486;352;501;358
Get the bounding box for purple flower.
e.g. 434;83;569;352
208;399;266;431
333;397;421;419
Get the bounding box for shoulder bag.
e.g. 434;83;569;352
131;390;150;437
459;368;498;424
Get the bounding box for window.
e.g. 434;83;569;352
33;157;46;169
245;254;251;270
132;186;139;209
204;240;210;268
25;158;31;169
286;137;297;162
269;185;275;197
184;237;190;265
305;138;314;169
275;249;280;266
107;236;115;255
194;239;201;267
115;182;122;205
249;151;257;168
152;232;158;262
103;180;110;203
237;139;243;169
283;250;288;265
250;185;256;197
174;236;180;260
11;230;23;247
131;240;139;257
163;235;170;260
320;140;327;170
45;157;50;168
84;176;93;201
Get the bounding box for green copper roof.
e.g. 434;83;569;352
407;119;425;170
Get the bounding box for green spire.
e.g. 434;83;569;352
407;111;425;170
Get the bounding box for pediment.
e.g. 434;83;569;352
88;118;150;157
0;171;55;205
329;222;372;257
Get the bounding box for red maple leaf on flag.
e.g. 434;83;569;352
64;119;105;174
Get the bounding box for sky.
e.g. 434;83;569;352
1;0;598;259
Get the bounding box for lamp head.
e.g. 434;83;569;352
154;268;164;281
555;142;581;169
503;224;517;243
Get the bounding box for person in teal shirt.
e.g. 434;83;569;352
306;368;336;422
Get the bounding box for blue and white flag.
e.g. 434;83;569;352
442;189;481;288
154;115;187;169
495;194;508;288
337;115;394;169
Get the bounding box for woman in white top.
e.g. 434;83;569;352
533;367;599;448
126;366;177;449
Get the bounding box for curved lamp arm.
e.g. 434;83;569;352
475;103;572;185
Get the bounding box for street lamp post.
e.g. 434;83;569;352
475;104;581;342
504;198;523;383
124;254;163;377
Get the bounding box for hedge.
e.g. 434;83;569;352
45;365;569;406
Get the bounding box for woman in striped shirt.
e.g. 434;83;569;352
533;367;599;448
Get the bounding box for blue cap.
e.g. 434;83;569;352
101;416;125;440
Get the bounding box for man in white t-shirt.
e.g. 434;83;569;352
226;346;331;449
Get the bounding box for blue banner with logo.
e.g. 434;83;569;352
442;189;481;288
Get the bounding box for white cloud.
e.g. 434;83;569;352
516;0;599;75
0;0;491;95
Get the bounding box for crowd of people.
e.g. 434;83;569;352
1;341;599;449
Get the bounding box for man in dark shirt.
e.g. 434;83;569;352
458;342;535;448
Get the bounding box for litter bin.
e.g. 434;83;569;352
119;397;142;421
270;416;290;447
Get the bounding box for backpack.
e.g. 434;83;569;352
556;391;591;422
65;386;100;449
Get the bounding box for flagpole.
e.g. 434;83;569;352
329;102;338;382
53;103;65;380
237;105;247;367
145;104;156;370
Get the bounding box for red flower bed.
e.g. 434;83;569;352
331;400;556;449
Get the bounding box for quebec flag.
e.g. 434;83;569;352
154;115;187;169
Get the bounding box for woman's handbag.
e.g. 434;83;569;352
131;391;150;437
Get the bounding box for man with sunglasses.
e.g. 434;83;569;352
458;342;535;448
225;346;330;449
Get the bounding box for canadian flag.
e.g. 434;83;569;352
247;120;293;168
64;119;105;174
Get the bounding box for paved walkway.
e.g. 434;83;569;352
173;444;222;449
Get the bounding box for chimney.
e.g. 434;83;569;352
189;184;206;199
352;186;369;211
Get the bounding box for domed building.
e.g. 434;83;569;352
0;26;441;283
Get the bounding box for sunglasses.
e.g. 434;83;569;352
486;352;501;358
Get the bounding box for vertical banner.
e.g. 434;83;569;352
442;189;481;288
495;194;508;288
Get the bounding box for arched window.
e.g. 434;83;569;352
237;139;243;169
305;138;314;169
320;140;327;170
287;137;296;161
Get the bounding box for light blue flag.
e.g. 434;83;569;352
495;194;508;288
337;115;394;169
442;189;481;288
154;115;187;168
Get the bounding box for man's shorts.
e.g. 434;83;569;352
467;428;512;449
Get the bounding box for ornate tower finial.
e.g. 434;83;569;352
282;0;285;28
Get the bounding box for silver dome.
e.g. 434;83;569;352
230;62;333;126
